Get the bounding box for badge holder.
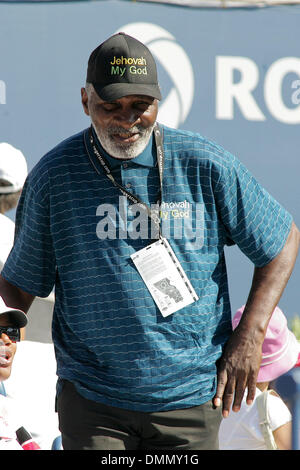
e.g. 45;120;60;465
131;237;198;317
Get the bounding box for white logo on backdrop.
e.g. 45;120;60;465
216;56;300;124
115;23;194;128
0;80;6;104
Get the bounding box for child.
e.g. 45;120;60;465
0;297;39;450
219;305;300;450
0;143;28;271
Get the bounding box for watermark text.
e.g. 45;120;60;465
96;197;204;249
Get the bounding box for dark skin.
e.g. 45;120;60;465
0;89;299;417
0;314;17;382
214;221;299;416
81;88;158;154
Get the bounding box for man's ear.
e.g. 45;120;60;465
81;87;90;116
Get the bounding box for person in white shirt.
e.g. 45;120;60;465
0;144;60;449
0;297;41;450
0;143;28;270
219;305;300;450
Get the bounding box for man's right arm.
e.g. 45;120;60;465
0;274;35;313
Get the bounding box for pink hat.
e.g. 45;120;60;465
233;305;300;382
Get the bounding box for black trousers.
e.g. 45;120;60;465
57;380;222;450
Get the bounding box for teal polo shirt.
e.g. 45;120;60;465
2;124;292;412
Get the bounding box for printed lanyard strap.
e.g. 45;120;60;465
85;123;164;235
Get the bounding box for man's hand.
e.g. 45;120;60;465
213;325;263;418
213;222;299;418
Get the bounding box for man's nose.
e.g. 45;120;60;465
114;108;141;127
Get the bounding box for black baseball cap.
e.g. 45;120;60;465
0;298;27;328
86;32;162;102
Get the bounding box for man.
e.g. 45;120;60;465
0;32;299;450
0;143;28;271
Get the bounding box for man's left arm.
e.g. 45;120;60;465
214;221;300;418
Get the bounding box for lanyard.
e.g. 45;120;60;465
84;123;164;236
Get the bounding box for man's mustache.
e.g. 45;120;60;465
106;125;145;136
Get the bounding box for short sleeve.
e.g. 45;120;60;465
267;393;292;431
1;175;56;297
213;152;293;267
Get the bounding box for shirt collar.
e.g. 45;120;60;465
91;126;156;170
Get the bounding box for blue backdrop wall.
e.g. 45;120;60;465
0;1;299;320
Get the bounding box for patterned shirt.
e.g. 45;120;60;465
2;124;292;411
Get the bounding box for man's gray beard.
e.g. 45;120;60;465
91;121;155;160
